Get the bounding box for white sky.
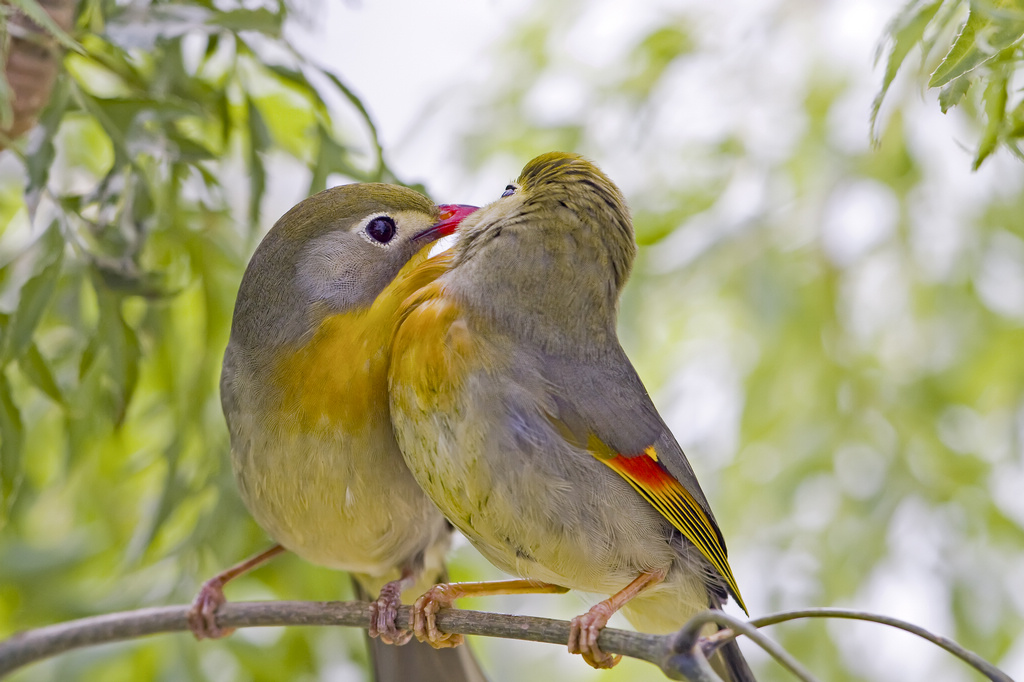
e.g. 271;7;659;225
291;0;530;203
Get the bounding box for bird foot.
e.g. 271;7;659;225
369;579;413;645
568;602;622;669
188;579;235;640
412;584;465;649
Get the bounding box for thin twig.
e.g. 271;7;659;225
744;608;1014;682
685;611;819;682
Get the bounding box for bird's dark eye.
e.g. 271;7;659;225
502;185;516;197
366;216;396;244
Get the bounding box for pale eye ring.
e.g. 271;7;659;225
502;184;516;197
365;216;397;244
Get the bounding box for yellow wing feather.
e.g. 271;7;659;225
599;447;747;614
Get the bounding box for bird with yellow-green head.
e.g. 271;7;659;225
390;152;755;681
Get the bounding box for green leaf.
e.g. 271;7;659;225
246;98;270;226
974;67;1008;169
3;222;65;363
77;277;141;425
0;373;24;523
930;9;983;88
208;8;282;36
309;127;366;194
938;74;973;112
124;439;184;563
0;60;13;132
193;163;220;192
170;133;216;163
73;37;148;91
319;69;387;178
93;97;199;135
247;94;272;149
6;0;84;54
94;287;140;425
872;0;943;139
72;85;132;168
215;89;231;149
25;75;71;197
265;64;311;91
127;173;156;252
78;331;98;382
118;316;140;426
20;343;64;405
68;344;113;460
1009;98;1024;136
929;1;1024;88
309;131;332;195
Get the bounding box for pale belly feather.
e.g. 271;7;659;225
391;365;677;597
231;411;447;576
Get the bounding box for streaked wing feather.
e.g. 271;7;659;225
544;347;747;613
603;451;746;613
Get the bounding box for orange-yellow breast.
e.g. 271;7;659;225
272;309;388;434
391;280;481;415
269;247;455;434
389;277;508;543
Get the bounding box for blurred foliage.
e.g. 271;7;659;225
876;0;1024;168
0;0;415;680
1;0;1023;681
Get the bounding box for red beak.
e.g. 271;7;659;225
415;204;479;242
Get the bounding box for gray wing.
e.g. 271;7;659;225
219;344;238;430
541;345;720;525
541;345;746;610
219;342;252;478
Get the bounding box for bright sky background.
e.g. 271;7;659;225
291;0;530;203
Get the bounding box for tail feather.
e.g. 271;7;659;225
352;576;489;682
707;591;757;682
365;635;488;682
708;638;756;682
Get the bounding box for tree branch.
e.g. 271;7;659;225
0;600;701;679
0;602;1014;682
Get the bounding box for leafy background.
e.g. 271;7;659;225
1;0;1023;680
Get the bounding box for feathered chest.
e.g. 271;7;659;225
270;311;391;435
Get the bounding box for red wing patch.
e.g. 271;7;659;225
602;447;747;613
